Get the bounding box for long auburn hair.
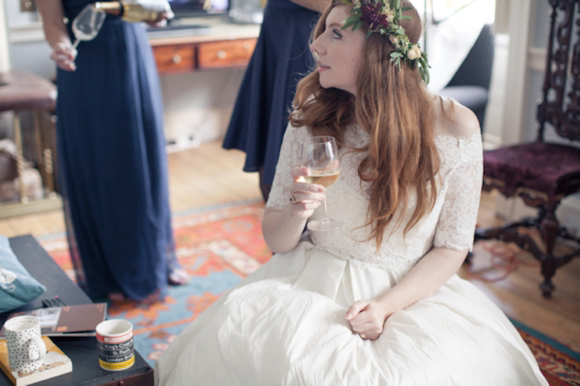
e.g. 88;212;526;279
290;0;441;248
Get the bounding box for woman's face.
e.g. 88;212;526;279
310;5;366;95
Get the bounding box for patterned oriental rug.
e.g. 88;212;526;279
38;200;580;385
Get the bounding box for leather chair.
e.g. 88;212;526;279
0;70;57;203
439;24;495;130
474;0;580;298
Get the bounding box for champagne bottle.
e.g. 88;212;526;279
93;1;172;23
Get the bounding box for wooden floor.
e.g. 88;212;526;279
1;141;579;352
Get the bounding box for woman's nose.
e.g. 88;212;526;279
310;36;324;56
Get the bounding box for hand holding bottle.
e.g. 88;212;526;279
145;11;173;28
94;0;174;23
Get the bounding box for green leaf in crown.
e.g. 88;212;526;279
340;0;430;84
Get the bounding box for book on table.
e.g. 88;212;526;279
0;303;107;338
0;336;72;386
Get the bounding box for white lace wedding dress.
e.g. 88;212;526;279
155;123;548;385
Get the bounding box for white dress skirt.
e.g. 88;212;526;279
155;123;548;385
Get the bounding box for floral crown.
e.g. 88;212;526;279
341;0;430;84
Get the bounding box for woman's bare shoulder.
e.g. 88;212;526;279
433;95;481;139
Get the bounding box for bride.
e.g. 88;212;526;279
155;0;547;384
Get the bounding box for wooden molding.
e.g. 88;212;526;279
8;23;44;43
0;0;11;71
501;0;536;146
528;46;547;72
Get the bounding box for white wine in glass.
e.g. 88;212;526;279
301;136;342;231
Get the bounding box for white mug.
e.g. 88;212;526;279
5;315;47;373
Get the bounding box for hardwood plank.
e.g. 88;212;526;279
459;266;580;352
0;222;17;237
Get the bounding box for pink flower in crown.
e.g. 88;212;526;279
360;3;389;30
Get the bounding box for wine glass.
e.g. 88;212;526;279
301;136;342;231
71;4;106;49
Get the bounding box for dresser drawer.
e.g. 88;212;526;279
197;38;257;70
153;44;196;74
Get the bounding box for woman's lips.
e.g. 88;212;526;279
317;62;330;72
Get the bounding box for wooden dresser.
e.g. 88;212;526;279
149;19;261;74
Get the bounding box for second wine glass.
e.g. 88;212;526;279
301;136;342;231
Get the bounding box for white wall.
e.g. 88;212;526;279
161;69;245;151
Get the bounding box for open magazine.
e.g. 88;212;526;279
0;303;107;338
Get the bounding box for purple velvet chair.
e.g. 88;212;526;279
474;0;580;298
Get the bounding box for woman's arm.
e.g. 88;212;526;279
346;246;467;340
36;0;77;71
289;0;331;12
347;103;482;341
262;167;324;253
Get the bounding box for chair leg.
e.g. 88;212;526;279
541;203;559;256
474;201;567;297
539;203;559;298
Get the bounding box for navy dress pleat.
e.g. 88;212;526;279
223;0;319;186
56;0;172;301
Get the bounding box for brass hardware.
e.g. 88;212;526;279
217;50;227;59
172;55;182;64
43;149;53;173
20;0;36;12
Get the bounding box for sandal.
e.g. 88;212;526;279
168;266;189;286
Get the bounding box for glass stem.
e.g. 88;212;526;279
321;198;329;223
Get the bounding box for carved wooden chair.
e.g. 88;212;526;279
474;0;580;297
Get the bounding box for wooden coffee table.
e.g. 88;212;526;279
0;235;154;386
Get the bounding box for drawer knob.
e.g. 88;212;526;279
243;42;251;50
217;50;227;59
172;55;182;64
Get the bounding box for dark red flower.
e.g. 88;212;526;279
360;4;389;30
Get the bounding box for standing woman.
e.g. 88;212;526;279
156;0;547;384
223;0;329;201
36;0;187;303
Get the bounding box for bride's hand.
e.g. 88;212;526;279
288;167;325;219
346;299;393;341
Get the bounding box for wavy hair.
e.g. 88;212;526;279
289;0;441;248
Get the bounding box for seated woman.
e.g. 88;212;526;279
155;0;547;384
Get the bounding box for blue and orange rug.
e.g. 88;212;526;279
38;200;580;385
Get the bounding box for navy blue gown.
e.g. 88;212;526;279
222;0;319;189
57;0;173;301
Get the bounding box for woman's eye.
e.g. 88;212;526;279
333;29;342;39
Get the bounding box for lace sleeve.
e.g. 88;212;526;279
433;133;483;251
265;124;308;211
